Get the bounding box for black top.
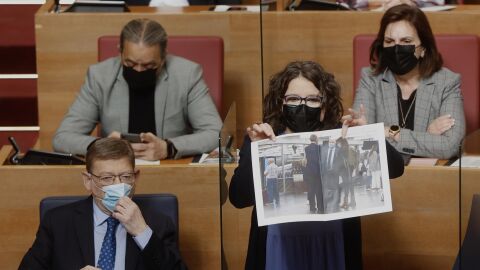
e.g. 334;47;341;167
229;131;405;270
397;84;416;130
128;87;156;135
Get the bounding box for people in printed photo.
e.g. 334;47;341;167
264;158;280;207
303;134;323;213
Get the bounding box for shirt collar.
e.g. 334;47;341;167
93;200;110;227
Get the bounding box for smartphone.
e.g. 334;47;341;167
227;6;247;11
121;133;142;143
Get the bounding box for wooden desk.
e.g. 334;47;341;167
222;163;480;270
0;145;222;270
2;145;480;270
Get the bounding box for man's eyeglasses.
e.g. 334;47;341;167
283;94;324;108
88;171;138;185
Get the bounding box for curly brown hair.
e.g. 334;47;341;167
263;61;344;132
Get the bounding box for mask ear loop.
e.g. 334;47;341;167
87;173;107;201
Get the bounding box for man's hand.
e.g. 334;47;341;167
80;266;101;270
247;122;276;142
112;196;148;237
131;132;168;160
108;131;122;139
427;114;455;135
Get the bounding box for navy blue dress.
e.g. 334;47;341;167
266;221;345;270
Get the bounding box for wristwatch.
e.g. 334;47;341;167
166;139;178;159
388;125;400;138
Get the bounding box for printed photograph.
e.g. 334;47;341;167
251;123;392;226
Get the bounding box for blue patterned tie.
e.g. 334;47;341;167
97;217;120;270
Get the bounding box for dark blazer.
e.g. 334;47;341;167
19;196;186;270
304;142;321;178
229;134;404;270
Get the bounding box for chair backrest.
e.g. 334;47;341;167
452;194;480;270
40;194;179;241
98;35;224;114
353;34;480;134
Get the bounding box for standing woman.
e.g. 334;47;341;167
229;61;404;270
368;144;381;190
337;137;355;210
352;4;465;159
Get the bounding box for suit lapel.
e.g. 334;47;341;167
116;67;130;133
415;77;435;131
381;70;399;125
74;197;96;266
154;57;170;138
125;234;141;270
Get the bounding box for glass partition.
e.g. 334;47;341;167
218;3;480;270
240;3;471;270
458;131;480;270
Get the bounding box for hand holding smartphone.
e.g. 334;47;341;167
121;133;142;143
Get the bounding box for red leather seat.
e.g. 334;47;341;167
98;35;224;115
353;34;480;133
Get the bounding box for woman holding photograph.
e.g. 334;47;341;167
229;61;405;270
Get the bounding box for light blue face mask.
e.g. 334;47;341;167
101;183;132;212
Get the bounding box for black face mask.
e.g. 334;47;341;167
282;104;323;133
383;44;419;75
122;65;158;92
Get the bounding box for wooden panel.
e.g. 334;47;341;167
222;162;469;270
222;164;252;270
362;167;460;270
35;1;262;151
0;154;221;270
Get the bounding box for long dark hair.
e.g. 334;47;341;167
263;61;344;132
370;4;443;77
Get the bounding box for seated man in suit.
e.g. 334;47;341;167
53;18;222;160
19;138;186;270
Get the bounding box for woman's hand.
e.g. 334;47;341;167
341;120;350;138
427;114;455;135
246;122;276;142
342;104;367;127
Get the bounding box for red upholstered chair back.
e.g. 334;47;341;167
98;35;224;114
353;34;480;134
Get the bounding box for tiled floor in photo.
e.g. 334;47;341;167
263;184;385;218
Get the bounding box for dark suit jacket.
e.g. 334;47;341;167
304;143;321;178
321;146;350;189
229;134;405;270
19;197;186;270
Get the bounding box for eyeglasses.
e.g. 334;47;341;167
88;171;138;185
283;94;324;108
